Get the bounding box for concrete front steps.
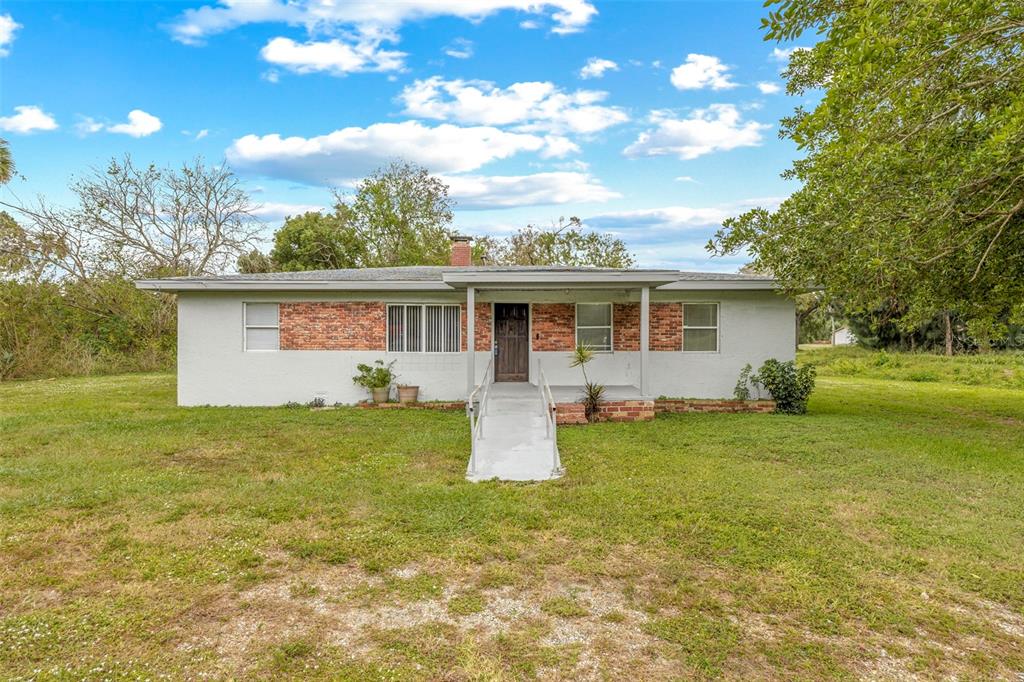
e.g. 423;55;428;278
466;384;563;483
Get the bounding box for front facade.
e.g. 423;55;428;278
137;248;796;407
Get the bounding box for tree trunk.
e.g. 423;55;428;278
944;311;953;357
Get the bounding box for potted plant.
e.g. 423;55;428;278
353;360;397;403
396;384;419;404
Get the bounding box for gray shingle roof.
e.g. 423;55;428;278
149;265;774;283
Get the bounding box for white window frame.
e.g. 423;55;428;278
387;303;462;353
243;302;280;352
682;302;720;353
575;302;614;353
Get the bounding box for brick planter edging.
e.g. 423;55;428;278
555;397;775;424
654;399;776;414
556;400;655;425
358;401;465;411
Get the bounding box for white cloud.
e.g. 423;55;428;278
107;109;163;137
443;37;473;59
587;199;782;235
0;105;58;134
443;172;619;209
770;46;809;62
195;129;209;140
252;201;329;223
623;105;769;160
669;53;737;90
75;116;104;136
0;13;20;57
579;57;618;79
538;135;580;158
756;81;781;95
168;0;596;45
261;69;280;83
674;176;697;183
519;19;540;29
260;36;406;76
225;120;573;186
398;76;628;135
585;197;785;269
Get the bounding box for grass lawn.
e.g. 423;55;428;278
2;350;1023;679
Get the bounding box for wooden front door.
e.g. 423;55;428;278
494;303;529;382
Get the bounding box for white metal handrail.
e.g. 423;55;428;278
467;355;494;476
538;366;562;476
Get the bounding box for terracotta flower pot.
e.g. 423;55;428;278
397;386;419;404
371;386;390;403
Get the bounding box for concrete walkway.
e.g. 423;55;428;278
466;383;563;483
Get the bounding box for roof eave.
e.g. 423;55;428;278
134;279;454;292
442;271;680;288
657;280;780;290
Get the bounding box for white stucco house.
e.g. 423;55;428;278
138;236;795;480
135;237;796;412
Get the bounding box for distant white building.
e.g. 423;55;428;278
832;325;856;346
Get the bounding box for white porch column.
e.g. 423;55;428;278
640;285;650;397
466;285;476;398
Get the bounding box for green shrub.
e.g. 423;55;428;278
754;359;817;414
352;360;397;390
733;363;755;400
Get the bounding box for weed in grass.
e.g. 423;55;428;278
448;591;486;616
645;612;740;678
270;637;317;673
477;563;521;589
282;538;350;565
541;595;589;618
289;580;320;599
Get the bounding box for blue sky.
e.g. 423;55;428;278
0;1;810;271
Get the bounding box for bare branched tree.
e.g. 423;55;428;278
2;155;260;279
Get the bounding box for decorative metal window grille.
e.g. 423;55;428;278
388;304;460;353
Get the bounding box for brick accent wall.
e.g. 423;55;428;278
611;302;681;351
279;302;386;350
651;303;682;351
532;303;576;351
613;303;640;351
655;399;776;414
461;302;493;351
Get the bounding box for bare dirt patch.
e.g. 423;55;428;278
167;552;687;679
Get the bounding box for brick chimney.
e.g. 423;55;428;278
449;235;472;267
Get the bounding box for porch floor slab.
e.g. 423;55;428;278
483;382;645;402
549;384;645;402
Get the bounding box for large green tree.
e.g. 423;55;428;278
346;161;454;267
0;138;13;184
710;0;1024;350
268;208;362;272
243;162;456;272
475;217;636;268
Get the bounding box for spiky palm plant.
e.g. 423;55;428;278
570;343;605;421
